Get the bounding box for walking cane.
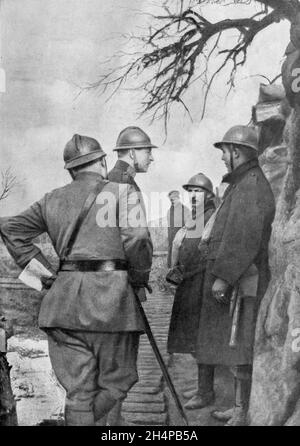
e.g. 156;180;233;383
133;290;189;426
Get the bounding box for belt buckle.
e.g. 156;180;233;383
102;260;115;271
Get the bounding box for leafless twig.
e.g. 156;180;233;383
0;168;18;202
89;0;297;130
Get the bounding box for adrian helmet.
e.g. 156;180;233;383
63;134;106;170
114;126;157;151
182;173;214;194
214;125;259;152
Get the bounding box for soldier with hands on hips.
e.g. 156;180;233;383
0;134;153;426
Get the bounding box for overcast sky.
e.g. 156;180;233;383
0;0;290;218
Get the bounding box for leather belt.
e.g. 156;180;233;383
59;259;128;272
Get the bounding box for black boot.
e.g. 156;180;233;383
94;390;118;424
184;365;215;410
224;378;251;426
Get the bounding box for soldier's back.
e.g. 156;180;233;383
43;173;125;262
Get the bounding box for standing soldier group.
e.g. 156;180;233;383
0;123;275;427
0;127;155;426
167;125;275;426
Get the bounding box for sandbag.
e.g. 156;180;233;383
258;84;285;103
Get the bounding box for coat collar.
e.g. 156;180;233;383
114;160;136;178
222;159;259;185
73;171;104;181
205;199;216;213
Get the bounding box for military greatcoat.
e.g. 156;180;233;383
167;200;215;354
196;159;275;366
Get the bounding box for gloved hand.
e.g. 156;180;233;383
33;253;56;290
132;281;152;294
165;266;184;286
212;278;230;304
132;283;152;303
41;275;57;290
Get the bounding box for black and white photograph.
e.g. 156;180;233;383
0;0;299;430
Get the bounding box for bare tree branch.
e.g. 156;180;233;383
253;0;300;19
0;169;18;202
90;0;299;128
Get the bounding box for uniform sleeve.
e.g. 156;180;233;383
211;176;265;286
118;184;153;287
0;197;52;270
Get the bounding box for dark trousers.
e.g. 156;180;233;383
46;328;140;425
195;364;253;382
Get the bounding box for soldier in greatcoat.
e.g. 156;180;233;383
167;173;215;354
0;134;153;426
165;174;215;409
195;126;275;426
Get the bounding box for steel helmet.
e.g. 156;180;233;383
168;190;180;198
64;134;106;170
214;125;259;152
114;126;158;151
182;173;214;194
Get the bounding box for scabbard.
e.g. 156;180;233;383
229;286;239;318
229;292;242;349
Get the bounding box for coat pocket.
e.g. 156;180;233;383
240;264;259;298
